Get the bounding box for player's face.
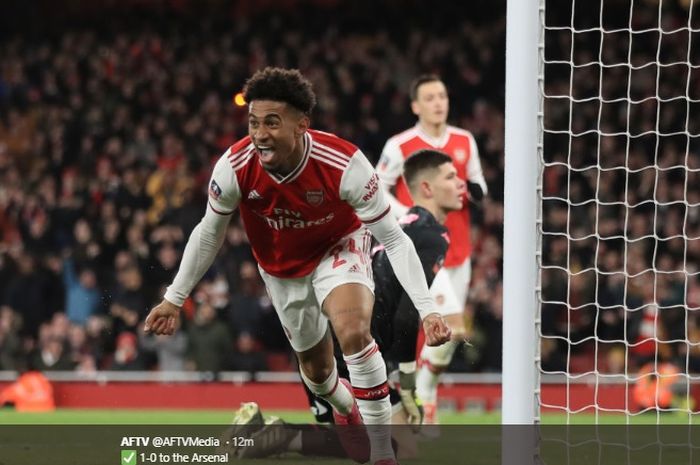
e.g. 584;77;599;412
248;100;308;173
411;81;449;126
430;162;465;212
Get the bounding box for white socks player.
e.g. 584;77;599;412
344;340;394;463
301;340;395;463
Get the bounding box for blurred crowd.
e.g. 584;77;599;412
0;0;506;375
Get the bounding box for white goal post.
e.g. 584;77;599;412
503;0;541;425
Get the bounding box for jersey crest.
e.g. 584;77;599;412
306;190;324;206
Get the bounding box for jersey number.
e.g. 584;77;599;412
330;238;365;269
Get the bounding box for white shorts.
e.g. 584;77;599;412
259;228;374;352
429;259;472;317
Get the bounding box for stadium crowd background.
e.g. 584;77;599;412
0;0;695;379
0;0;506;376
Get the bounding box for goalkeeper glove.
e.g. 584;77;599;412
398;362;424;432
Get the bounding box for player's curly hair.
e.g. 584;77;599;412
243;67;317;115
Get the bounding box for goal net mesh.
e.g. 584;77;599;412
538;0;700;426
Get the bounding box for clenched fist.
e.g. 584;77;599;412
144;299;181;335
422;313;451;346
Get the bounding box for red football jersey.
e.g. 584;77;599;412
377;125;486;267
208;129;390;278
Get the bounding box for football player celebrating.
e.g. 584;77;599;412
144;68;450;465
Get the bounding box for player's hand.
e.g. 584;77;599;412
398;370;424;432
144;299;181;335
398;388;423;431
422;313;451;346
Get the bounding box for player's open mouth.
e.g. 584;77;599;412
257;147;275;163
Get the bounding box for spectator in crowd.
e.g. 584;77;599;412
139;321;188;372
145;240;182;304
109;265;148;335
108;331;145;371
227;261;264;341
32;334;74;371
187;301;233;377
67;324;97;374
0;306;21;370
3;252;55;338
62;257;101;325
217;221;256;292
231;332;268;373
84;315;112;369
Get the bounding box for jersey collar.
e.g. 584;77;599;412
263;132;311;184
415;123;450;148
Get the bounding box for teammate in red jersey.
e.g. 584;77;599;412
376;75;488;426
144;67;450;465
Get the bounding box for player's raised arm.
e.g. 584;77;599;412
144;153;241;335
341;153;450;346
376;138;410;218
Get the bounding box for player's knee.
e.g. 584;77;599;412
299;359;334;384
333;316;372;354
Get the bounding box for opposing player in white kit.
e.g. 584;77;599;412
377;74;488;426
144;68;450;465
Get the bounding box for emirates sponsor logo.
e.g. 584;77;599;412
256;208;335;230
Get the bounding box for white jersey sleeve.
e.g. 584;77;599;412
376;137;410;218
207;150;242;214
340;151;391;223
466;133;488;195
163;152;240;306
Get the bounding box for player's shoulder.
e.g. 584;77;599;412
308;129;362;173
401;206;448;236
229;135;254;156
447;125;476;140
309;129;359;156
226;136;256;171
387;126;421;146
400;206;435;228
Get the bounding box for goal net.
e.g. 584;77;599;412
539;0;700;425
